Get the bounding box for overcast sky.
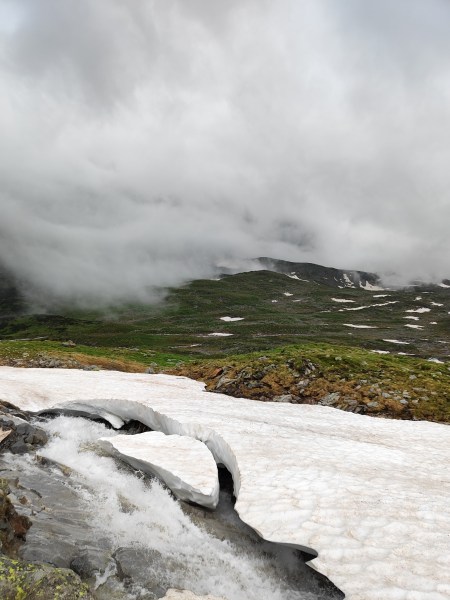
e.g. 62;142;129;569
1;0;449;304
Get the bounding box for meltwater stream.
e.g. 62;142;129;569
3;416;342;600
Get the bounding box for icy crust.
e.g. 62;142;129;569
99;431;219;508
1;368;450;600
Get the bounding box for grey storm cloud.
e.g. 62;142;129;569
0;0;449;304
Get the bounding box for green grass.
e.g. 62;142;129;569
0;270;448;421
1;270;449;360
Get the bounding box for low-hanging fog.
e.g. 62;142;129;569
1;0;449;304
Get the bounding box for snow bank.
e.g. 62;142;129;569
1;367;450;600
99;431;219;508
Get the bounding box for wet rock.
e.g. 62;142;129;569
0;478;31;556
164;591;226;600
113;547;168;597
0;415;48;455
70;548;111;580
10;440;30;455
0;556;93;599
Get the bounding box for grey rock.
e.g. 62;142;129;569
272;394;293;403
319;392;341;406
10;440;30;454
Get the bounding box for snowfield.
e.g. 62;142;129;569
1;368;449;600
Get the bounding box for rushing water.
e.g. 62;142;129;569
2;416;342;600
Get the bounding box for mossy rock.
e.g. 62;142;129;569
0;556;93;600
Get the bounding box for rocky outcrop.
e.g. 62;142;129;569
173;357;417;420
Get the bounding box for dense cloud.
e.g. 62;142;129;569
1;0;449;304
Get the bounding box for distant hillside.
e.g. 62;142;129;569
254;258;383;290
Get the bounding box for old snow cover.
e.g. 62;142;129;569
99;431;219;508
1;367;449;600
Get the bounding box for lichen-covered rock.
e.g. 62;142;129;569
0;556;93;600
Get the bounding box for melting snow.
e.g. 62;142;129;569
406;307;431;313
404;316;419;321
438;282;450;288
383;339;410;345
415;296;422;301
340;301;398;312
343;324;377;329
220;317;244;322
331;298;356;303
431;302;443;307
283;292;293;297
405;324;424;330
99;432;219;508
371;350;390;354
207;333;233;337
430;322;438;325
428;358;445;364
398;352;415;356
287;274;309;282
271;300;278;303
372;294;390;298
342;274;355;287
3;367;450;600
360;281;384;291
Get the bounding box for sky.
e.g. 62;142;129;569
1;0;449;304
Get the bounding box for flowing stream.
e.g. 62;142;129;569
1;415;342;600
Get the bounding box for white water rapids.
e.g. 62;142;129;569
5;415;340;600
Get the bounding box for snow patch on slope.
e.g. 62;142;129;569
220;317;244;322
